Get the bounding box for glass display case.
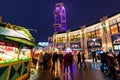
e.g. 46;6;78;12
0;47;18;62
0;39;19;64
0;39;31;64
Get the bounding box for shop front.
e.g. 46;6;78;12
111;33;120;55
56;42;66;51
87;38;102;58
69;30;81;54
70;42;81;54
56;33;67;52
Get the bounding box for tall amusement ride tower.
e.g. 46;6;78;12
53;3;67;32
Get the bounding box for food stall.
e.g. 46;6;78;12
0;23;36;80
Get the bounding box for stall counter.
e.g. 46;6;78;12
0;58;31;80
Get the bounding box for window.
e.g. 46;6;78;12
70;34;80;42
96;29;101;37
86;32;91;39
118;23;120;32
110;25;118;34
70;36;74;42
57;37;60;43
75;34;81;41
109;19;117;25
117;17;120;23
86;27;101;39
91;31;96;38
95;26;101;37
57;36;66;43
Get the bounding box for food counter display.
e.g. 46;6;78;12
0;23;36;80
0;39;35;80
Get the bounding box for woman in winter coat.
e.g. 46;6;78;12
63;52;70;73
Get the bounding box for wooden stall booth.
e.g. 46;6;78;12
0;23;36;80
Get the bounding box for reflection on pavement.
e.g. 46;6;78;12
30;59;107;80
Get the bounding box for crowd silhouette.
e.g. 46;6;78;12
32;50;120;80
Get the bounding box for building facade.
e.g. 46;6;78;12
51;12;120;58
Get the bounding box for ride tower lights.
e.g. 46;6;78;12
53;3;67;32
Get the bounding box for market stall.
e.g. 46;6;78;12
0;23;36;80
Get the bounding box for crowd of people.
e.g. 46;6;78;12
99;51;120;80
76;51;86;68
33;51;87;75
32;50;120;80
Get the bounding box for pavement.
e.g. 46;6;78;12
29;59;120;80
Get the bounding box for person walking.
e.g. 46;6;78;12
117;52;120;69
38;52;44;70
77;51;82;67
43;52;49;70
51;52;58;72
100;51;107;72
59;53;63;67
68;52;73;74
92;50;97;63
63;52;70;73
106;52;117;80
81;52;86;67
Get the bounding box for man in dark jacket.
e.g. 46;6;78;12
92;50;97;63
69;52;73;74
77;51;82;67
117;52;120;67
100;52;107;72
51;52;58;72
82;52;86;67
59;53;63;67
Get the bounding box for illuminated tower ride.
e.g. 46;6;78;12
53;3;67;32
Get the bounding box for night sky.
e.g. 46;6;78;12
0;0;120;43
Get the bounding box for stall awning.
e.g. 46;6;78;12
0;35;36;47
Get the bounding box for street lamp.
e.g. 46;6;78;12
93;39;96;42
92;39;96;51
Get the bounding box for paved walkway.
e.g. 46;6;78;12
30;59;118;80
